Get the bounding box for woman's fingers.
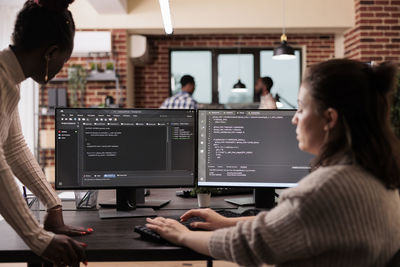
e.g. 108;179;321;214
64;238;78;266
59;244;72;266
69;239;88;264
66;225;91;233
69;226;94;233
190;221;212;230
146;217;191;245
146;217;180;232
42;234;88;266
146;217;167;226
146;223;162;233
180;209;208;221
64;229;86;236
52;225;93;236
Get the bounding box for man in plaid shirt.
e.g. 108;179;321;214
160;75;197;109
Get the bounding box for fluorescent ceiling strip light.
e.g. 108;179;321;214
159;0;173;35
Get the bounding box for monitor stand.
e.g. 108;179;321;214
99;188;170;219
224;188;276;209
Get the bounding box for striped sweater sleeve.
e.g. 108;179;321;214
209;198;310;266
0;132;54;255
3;109;61;209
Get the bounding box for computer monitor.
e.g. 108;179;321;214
55;108;196;218
197;109;313;209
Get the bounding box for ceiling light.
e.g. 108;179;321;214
273;0;295;60
232;38;247;92
273;34;296;60
159;0;173;35
232;79;247;92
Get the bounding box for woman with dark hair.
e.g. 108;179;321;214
0;0;91;265
146;59;400;266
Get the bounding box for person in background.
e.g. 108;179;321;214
146;59;400;266
160;74;197;109
255;76;277;109
0;0;92;266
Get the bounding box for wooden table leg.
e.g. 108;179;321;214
207;259;213;267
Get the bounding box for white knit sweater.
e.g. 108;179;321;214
0;48;61;255
209;164;400;266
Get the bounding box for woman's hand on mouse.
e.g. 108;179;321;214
44;205;94;236
179;208;236;230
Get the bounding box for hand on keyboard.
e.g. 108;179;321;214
145;217;190;245
180;208;238;230
135;209;259;244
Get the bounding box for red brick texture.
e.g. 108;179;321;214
40;29;128;112
344;0;400;62
39;29;128;168
134;34;335;108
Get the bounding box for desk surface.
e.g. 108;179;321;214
0;189;244;263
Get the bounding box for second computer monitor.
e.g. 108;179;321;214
198;110;313;189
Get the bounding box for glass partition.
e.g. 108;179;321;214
218;54;254;104
170;51;212;104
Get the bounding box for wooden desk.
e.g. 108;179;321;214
0;189;245;266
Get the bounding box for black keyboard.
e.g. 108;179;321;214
176;188;253;198
134;209;249;244
134;225;166;243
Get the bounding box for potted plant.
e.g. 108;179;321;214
105;61;114;73
68;65;88;108
89;62;97;73
191;187;215;208
97;62;104;73
391;73;400;139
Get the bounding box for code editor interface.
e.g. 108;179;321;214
198;110;313;187
56;109;195;189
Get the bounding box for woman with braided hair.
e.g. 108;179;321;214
0;0;91;265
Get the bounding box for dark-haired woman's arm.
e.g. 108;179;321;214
4;110;61;208
0;140;54;255
4;109;91;236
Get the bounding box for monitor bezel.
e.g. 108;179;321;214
55;107;197;190
196;108;309;189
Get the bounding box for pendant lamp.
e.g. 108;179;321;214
273;0;295;60
232;37;247;92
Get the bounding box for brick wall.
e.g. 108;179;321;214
344;0;400;62
39;29;128;172
134;34;335;108
40;29;128;113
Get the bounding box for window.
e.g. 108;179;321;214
218;54;254;104
260;50;301;109
170;51;212;104
169;48;302;107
